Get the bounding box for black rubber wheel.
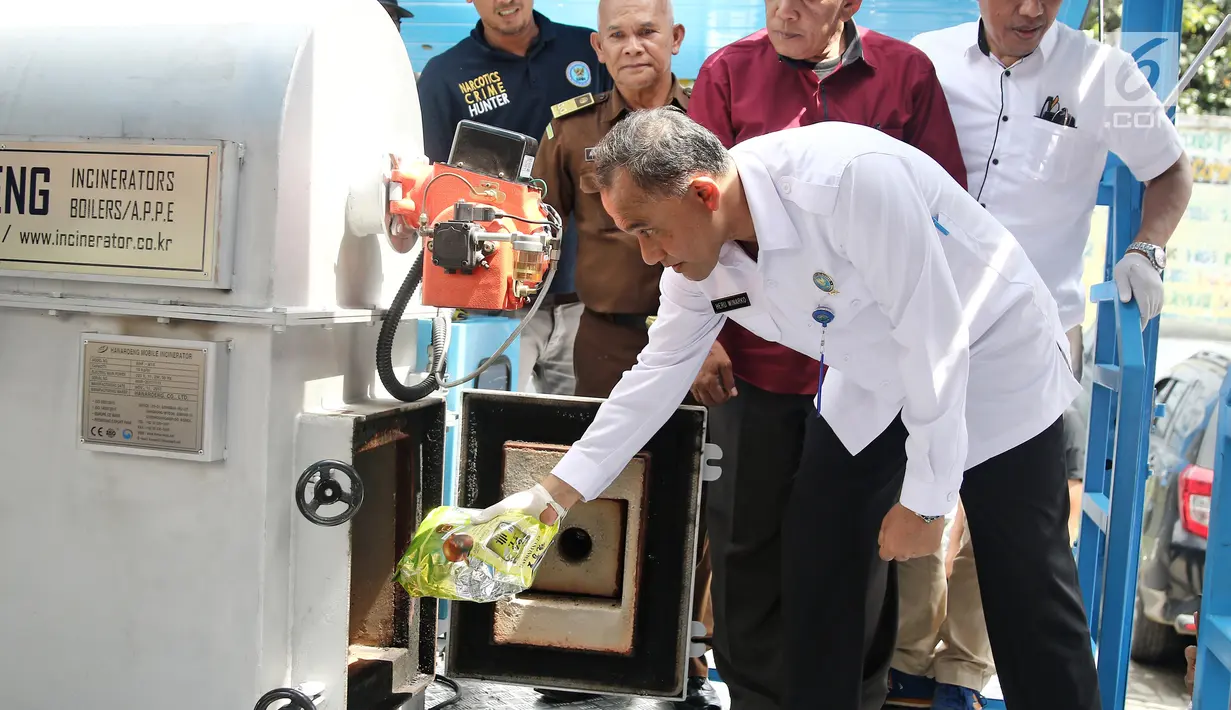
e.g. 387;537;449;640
1130;592;1182;663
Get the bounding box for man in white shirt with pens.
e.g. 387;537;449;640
474;106;1102;710
887;3;1194;707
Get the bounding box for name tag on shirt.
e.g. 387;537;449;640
712;293;751;314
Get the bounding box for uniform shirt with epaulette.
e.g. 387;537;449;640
415;11;612;164
531;78;691;316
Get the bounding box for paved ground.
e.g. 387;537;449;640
426;657;1192;709
978;657;1191;709
1128;658;1191;710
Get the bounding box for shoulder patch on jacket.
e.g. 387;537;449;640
551;92;600;119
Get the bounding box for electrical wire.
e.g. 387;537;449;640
437;259;557;390
437;202;564;390
419;171;482;221
499;212;557;227
426;675;461;710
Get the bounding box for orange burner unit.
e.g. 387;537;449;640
387;122;560;312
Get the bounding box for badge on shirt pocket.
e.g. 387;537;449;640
567;61;593;88
813;271;839;294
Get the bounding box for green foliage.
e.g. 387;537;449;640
1084;0;1231;115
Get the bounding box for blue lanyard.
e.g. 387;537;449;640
812;307;835;416
809;217;947;418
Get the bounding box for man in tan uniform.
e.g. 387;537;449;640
531;0;718;707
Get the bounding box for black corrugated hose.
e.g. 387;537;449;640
375;202;560;403
426;675;461;709
376;248;447;402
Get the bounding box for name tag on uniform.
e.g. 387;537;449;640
584;147;596;162
711;293;751;314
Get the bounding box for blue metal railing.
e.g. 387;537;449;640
1078;282;1154;710
1064;1;1180;709
1196;374;1231;709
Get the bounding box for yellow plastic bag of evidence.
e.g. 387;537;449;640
394;505;559;603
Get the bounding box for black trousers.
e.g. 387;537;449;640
706;377;815;710
784;414;1103;710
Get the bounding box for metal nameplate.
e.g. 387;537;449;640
0;140;223;283
77;334;228;461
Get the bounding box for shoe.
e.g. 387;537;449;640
676;677;721;709
533;688;601;703
885;669;936;707
932;683;986;710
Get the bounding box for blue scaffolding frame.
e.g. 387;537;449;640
1197;374;1231;708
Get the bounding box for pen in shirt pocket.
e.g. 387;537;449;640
1037;95;1059;119
1037;95;1077;128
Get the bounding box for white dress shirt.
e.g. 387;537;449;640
911;21;1185;331
550;122;1082;517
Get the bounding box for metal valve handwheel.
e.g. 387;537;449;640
295;459;364;527
253;687;317;710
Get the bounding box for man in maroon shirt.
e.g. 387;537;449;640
687;1;967;708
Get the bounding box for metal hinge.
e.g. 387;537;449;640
702;442;723;482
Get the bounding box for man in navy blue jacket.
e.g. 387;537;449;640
416;0;612;397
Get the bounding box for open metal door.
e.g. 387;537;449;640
267;399;446;710
444;390;712;700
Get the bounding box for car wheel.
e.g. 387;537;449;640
1130;592;1181;663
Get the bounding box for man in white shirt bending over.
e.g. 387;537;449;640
477;106;1103;710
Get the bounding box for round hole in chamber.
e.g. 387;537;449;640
557;527;593;563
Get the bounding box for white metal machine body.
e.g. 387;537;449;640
0;3;713;708
0;2;434;708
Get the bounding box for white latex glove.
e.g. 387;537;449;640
1113;251;1164;329
471;483;567;525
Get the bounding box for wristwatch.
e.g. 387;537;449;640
1127;241;1167;272
916;513;944;524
